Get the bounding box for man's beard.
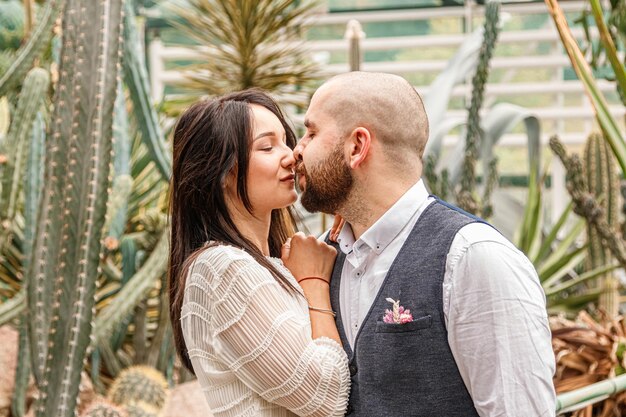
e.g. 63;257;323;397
298;143;353;214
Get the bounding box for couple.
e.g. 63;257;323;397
168;72;556;417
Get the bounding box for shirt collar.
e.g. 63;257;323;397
336;179;429;255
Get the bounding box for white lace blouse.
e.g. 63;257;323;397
180;245;350;417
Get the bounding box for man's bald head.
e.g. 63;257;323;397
311;72;429;163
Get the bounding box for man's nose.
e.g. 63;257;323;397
293;140;305;162
293;136;307;162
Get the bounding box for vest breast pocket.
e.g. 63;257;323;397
375;314;432;333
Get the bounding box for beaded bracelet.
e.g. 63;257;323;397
308;306;336;317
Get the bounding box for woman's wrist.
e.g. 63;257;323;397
297;276;329;285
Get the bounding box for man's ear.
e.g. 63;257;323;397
348;127;371;169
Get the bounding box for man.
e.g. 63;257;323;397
293;72;556;416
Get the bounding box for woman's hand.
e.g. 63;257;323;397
329;215;345;242
281;232;337;283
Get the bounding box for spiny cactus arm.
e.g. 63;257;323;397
32;0;125;416
458;0;500;213
91;229;169;349
0;67;49;221
584;133;617;269
11;316;31;417
122;1;171;181
550;136;626;270
24;112;45;261
479;157;498;219
28;0;85;383
0;0;64;96
583;132;620;315
103;174;132;250
113;81;131;176
110;237;138;351
104;81;132;250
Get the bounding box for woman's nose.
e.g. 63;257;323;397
282;147;296;168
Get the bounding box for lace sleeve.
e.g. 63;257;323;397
182;247;350;417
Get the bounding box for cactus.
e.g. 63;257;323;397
457;0;500;216
104;81;132;251
0;0;24;51
124;404;158;417
0;67;49;224
584;132;621;316
121;1;170;181
107;366;169;411
0;0;65;96
92;229;169;349
550;136;626;269
23;0;124;416
11;316;31;417
80;400;128;417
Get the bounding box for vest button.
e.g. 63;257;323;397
349;365;357;375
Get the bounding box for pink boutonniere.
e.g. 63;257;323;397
383;298;413;324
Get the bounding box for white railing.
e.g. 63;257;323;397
148;0;621;142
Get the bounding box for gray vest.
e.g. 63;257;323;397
328;199;483;417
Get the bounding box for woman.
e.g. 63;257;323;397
168;89;350;417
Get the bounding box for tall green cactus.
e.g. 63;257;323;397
584;132;621;316
457;0;500;216
25;0;124;416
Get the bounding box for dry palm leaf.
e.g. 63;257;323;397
551;311;626;416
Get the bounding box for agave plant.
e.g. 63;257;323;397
163;0;321;114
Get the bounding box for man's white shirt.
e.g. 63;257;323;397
334;179;556;417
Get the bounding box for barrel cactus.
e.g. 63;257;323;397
124;403;159;417
81;400;128;417
107;366;169;411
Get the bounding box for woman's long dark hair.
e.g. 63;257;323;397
169;89;299;373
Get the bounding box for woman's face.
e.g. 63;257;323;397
237;104;297;215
